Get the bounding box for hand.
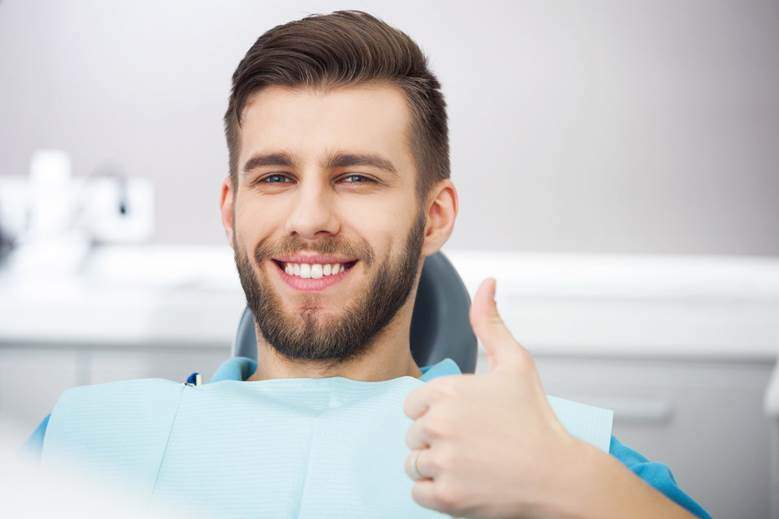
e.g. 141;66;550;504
403;278;582;519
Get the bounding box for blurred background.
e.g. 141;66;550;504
0;1;777;517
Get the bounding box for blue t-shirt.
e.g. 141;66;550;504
23;357;710;518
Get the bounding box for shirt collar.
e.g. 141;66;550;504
209;356;462;383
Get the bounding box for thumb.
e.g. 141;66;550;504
469;277;523;371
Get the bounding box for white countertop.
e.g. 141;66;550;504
0;245;244;349
1;245;778;360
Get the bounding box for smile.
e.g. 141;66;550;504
271;259;358;292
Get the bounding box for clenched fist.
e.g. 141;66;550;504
403;277;581;519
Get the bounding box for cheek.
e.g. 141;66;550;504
345;217;401;269
341;192;410;227
342;195;415;244
235;196;279;233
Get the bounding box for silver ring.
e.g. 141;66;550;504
412;450;423;480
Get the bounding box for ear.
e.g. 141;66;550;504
421;179;459;257
219;175;236;247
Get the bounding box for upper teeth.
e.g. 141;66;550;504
284;262;350;279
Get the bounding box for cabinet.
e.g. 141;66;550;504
524;354;773;519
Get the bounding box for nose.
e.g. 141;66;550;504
283;178;340;240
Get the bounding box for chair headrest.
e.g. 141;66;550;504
231;251;478;373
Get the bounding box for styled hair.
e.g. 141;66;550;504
223;10;449;204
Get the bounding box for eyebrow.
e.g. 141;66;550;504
241;151;399;177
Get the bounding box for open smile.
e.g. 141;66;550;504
271;259;359;292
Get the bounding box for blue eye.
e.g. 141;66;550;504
340;174;375;184
258;174;291;184
254;173;376;185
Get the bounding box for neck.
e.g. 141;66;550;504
247;303;422;382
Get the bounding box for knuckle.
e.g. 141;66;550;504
402;398;413;417
431;376;458;399
403;452;413;475
421;411;451;438
516;351;537;374
429;444;457;472
432;479;461;513
405;425;416;448
411;481;425;503
405;451;420;479
506;346;536;374
403;390;425;417
408;421;429;449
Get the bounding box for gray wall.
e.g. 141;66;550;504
1;0;777;255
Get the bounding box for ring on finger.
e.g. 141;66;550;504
412;449;424;480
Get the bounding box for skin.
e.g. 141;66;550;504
218;82;697;518
219;82;458;382
402;278;699;518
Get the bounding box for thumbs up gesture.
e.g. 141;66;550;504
403;278;582;518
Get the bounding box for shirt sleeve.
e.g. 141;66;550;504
20;413;50;462
609;434;711;518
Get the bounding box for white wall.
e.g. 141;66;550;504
1;0;777;255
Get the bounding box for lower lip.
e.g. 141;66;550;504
272;261;356;292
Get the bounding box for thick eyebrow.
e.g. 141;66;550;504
324;152;398;175
241;151;399;177
242;152;295;176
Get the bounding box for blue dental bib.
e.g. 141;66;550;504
41;360;612;518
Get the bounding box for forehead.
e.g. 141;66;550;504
238;82;415;168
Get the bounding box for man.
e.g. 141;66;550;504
26;10;710;519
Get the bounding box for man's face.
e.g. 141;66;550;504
227;83;427;363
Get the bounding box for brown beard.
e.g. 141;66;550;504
232;208;426;364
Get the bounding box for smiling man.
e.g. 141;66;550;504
223;83;434;382
25;9;711;519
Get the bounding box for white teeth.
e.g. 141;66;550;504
282;262;350;278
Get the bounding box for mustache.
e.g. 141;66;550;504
252;237;375;267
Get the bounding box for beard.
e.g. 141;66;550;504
233;208;426;364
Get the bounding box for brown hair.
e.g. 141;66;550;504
223;10;449;204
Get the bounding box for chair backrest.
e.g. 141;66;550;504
231;251;478;373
